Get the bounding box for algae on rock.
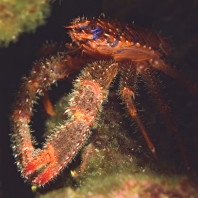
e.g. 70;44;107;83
0;0;51;47
36;93;198;198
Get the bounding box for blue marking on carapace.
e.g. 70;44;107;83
93;34;99;40
132;36;137;46
91;26;103;40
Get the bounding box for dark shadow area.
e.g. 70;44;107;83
1;0;198;197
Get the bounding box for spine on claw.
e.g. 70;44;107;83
11;54;69;175
25;60;119;185
11;57;118;185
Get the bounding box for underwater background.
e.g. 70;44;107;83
1;0;198;197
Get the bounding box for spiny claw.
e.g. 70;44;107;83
32;164;59;186
24;145;59;185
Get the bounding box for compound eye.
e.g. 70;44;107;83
87;23;103;40
89;23;97;31
87;22;99;32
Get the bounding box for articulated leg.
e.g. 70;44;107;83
138;63;189;169
38;44;93;116
11;58;118;186
12;53;74;169
37;41;67;58
150;58;198;97
119;63;156;158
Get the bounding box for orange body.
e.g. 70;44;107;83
11;16;197;186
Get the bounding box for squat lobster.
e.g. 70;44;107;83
11;15;196;186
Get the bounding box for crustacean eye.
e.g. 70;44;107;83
87;22;103;40
89;24;97;30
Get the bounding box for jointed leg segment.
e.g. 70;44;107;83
138;62;189;169
11;57;119;186
119;63;156;158
151;58;198;97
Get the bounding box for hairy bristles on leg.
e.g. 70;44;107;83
138;63;189;169
11;58;119;186
11;54;76;176
119;63;156;158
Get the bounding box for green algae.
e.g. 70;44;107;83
0;0;51;47
35;93;198;197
